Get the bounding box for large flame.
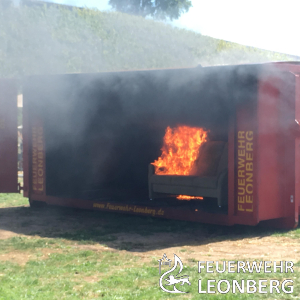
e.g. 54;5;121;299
152;125;208;175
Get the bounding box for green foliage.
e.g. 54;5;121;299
0;4;296;79
109;0;192;20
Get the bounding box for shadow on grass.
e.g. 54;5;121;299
0;204;297;251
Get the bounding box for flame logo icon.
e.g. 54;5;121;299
159;254;191;293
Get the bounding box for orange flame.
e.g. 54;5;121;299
176;195;204;201
152;125;208;175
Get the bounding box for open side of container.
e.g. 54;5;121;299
18;63;300;228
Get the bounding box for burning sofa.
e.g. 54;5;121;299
148;140;228;207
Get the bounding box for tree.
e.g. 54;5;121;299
109;0;192;20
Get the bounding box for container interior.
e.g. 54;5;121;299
24;65;259;213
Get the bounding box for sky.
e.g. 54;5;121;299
47;0;300;56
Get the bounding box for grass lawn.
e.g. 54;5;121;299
0;193;29;208
0;193;299;299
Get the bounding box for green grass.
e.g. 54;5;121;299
0;194;299;298
0;193;28;208
0;236;68;254
56;230;117;245
272;228;300;239
0;245;298;299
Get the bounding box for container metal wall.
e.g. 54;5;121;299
0;79;18;193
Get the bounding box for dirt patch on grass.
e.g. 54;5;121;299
0;205;299;265
83;274;102;283
73;233;300;263
136;235;300;263
73;244;115;252
0;229;19;240
0;250;32;266
1;231;298;268
0;248;63;265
